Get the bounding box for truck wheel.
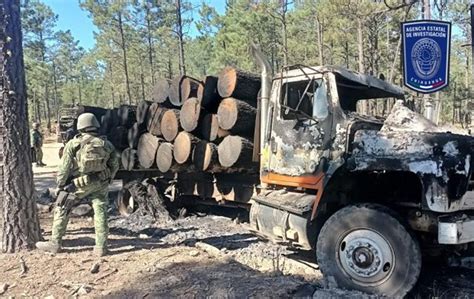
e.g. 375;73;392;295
316;204;421;297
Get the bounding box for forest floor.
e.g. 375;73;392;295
1;138;474;298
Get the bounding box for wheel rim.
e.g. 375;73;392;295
337;229;395;286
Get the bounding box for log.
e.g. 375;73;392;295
136;100;152;126
218;135;255;168
107;126;128;150
101;109;118;135
121;148;138;171
156;142;174;173
201;113;230;141
199;75;222;112
192;140;218;171
179;97;204;133
76;105;108;121
137;133;161;169
151;78;170;103
217;67;261;104
118;105;137;128
160;109;181;142
146;103;165;136
169;75;203;106
173;131;201;164
217;97;256;135
127;122;144;149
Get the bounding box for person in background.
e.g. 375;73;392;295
31;122;46;167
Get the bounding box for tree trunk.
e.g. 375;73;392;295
217;97;256;135
137;133;161;169
117;11;132;104
121;147;138;171
201;113;220;141
160;109;181;141
1;1;42;252
175;0;186;76
145;4;155;85
180;97;204;133
173;131;200;164
146;103;165;136
217;67;261;104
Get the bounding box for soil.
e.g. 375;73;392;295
1;139;474;298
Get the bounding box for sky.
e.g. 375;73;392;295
42;0;226;50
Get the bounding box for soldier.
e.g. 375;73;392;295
31;122;46;167
36;113;119;256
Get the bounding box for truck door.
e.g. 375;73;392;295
263;74;332;177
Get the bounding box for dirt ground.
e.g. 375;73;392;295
1;139;474;298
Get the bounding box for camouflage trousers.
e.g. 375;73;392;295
51;180;109;249
35;146;43;163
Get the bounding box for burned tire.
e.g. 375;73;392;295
316;204;421;297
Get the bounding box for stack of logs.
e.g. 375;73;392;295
101;66;261;179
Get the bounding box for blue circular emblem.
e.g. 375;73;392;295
411;38;441;80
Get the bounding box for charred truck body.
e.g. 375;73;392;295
249;46;474;296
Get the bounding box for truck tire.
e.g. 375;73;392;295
316;204;421;297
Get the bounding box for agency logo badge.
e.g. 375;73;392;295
402;20;451;93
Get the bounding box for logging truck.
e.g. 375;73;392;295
97;45;474;296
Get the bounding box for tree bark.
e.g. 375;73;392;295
199;75;221;112
136;100;151;127
217;97;256;135
117;11;132;104
175;0;186;76
160;108;181;141
1;1;42;252
217;67;261;104
127;122;144;149
107;125;128;150
146;103;165;136
192;140;218;171
118;104;136;128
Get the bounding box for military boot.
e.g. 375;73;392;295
36;241;61;254
94;247;108;257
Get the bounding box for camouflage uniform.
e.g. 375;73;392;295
31;128;44;164
51;132;119;250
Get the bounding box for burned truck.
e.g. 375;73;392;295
96;44;474;296
248;46;474;296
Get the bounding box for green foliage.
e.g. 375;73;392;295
21;0;473;126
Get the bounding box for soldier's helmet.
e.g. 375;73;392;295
32;122;40;129
77;113;100;131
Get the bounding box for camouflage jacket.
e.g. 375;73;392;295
30;129;43;148
57;132;119;187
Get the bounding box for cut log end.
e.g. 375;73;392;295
201;114;219;141
137;133;161;169
217;67;237;98
218;135;254;168
156;142;174;172
193;141;217;171
180;97;202;132
147;103;165;136
173;132;194;164
160;109;180;141
121;148;138;171
151;78;170;103
217;98;238;130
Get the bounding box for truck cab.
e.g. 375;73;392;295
250;48;474;296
